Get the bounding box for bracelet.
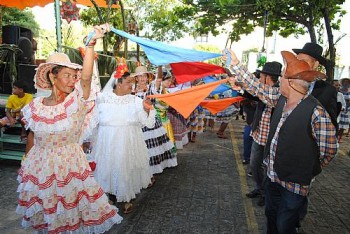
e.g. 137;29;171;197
83;36;97;47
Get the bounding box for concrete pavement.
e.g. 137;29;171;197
0;118;349;233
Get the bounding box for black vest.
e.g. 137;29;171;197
264;96;321;185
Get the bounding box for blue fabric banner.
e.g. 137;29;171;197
111;28;222;66
202;76;236;96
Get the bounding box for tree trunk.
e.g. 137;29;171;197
119;0;128;59
322;8;335;81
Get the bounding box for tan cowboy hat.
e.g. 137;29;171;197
131;66;151;77
34;53;82;90
281;51;326;82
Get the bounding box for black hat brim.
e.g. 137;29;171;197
256;69;281;77
292;49;327;66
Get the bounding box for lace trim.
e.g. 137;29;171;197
97;93;137;105
22;81;100;132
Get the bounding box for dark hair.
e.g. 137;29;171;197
270;75;279;83
46;65;66;87
113;71;131;89
13;80;27;92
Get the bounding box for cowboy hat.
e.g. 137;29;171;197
34;53;82;90
256;61;282;77
281;51;327;82
292;42;327;66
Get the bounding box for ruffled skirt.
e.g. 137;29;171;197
17;144;122;233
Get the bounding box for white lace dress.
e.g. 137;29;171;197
17;84;123;233
92;92;155;202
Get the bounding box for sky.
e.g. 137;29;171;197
31;0;350;75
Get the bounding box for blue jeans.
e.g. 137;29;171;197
250;141;265;192
243;125;253;161
265;179;307;234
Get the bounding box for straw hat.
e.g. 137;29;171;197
34;53;82;90
281;51;326;82
131;66;151;77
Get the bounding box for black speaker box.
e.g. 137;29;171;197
2;25;33;64
17;64;37;94
0;63;13;94
2;25;33;44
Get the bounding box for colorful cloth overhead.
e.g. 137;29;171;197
200;97;245;115
203;76;238;96
147;79;228;118
110;28;222;65
170;62;226;84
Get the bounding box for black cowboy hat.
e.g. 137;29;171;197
292;42;327;66
256;61;282;77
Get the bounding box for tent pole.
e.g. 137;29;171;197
54;0;62;52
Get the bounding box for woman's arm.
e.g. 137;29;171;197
80;23;110;100
25;131;34;155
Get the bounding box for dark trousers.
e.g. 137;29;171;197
250;141;265;192
265;179;307;234
243;125;253;161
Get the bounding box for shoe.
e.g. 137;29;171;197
247;172;253;177
217;132;228;139
148;177;156;188
246;189;261;198
242;159;250;165
123;203;133;214
257;196;265;206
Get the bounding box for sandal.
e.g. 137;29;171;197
148;177;156;188
123;203;133;214
20;135;27;142
217;132;228;139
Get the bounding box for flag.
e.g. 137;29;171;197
170;62;226;84
111;28;222;65
147;79;228;118
200;97;245;115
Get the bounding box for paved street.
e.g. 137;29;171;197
0;118;349;234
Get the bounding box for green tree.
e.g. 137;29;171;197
1;7;40;37
171;0;346;80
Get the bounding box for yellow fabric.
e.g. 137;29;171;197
6;93;33;117
200;97;245;115
148;78;228;119
163;121;175;143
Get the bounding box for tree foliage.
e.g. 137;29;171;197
171;0;346;79
2;7;40;37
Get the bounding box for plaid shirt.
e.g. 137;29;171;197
229;63;338;196
250;106;273;146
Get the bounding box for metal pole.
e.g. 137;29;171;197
54;0;62;52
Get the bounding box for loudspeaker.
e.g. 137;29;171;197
0;64;13;94
2;25;32;44
2;25;33;64
17;64;37;94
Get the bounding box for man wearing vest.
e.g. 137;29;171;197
243;62;282;207
226;49;338;233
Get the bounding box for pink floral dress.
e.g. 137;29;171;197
17;86;122;233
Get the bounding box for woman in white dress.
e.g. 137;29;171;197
91;71;155;214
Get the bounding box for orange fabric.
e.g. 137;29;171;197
200;97;245;115
147;79;228;118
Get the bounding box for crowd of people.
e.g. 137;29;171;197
5;21;346;233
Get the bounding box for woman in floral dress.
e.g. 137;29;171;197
17;24;123;233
